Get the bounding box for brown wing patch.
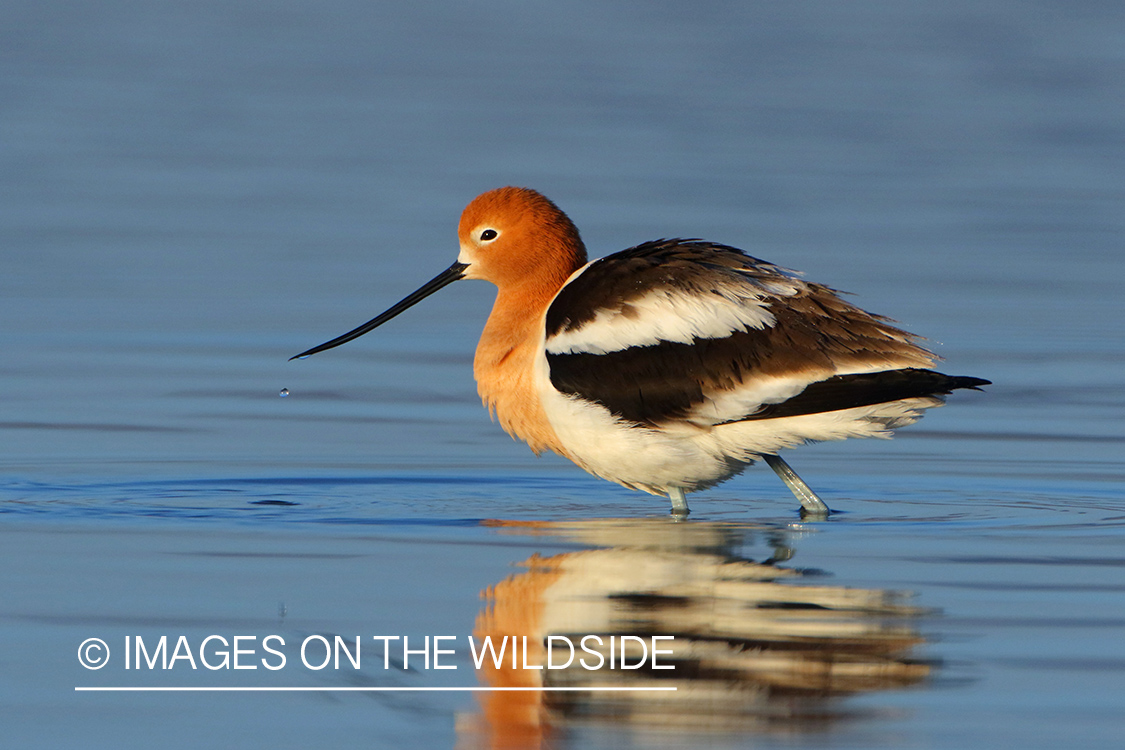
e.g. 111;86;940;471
546;240;795;337
546;240;942;426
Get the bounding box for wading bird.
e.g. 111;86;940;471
293;187;988;516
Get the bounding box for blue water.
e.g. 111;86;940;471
3;1;1124;748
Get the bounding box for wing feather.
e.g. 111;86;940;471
545;239;954;427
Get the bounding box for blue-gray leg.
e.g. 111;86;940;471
763;454;831;517
667;487;689;516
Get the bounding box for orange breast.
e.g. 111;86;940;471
473;290;569;458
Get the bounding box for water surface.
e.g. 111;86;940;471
2;1;1123;748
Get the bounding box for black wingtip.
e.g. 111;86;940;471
725;369;992;424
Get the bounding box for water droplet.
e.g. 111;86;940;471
279;388;289;397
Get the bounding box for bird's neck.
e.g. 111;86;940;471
473;286;565;457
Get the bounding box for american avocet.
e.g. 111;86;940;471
294;187;988;516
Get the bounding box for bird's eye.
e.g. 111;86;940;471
479;229;498;242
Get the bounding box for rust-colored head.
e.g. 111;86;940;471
291;187;587;361
457;187;588;293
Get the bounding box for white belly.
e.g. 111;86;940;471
534;345;942;495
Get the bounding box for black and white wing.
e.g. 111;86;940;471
544;240;986;428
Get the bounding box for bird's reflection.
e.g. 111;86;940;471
457;518;932;748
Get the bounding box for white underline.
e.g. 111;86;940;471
75;686;677;692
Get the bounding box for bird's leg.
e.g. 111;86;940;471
763;454;831;518
668;487;690;517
